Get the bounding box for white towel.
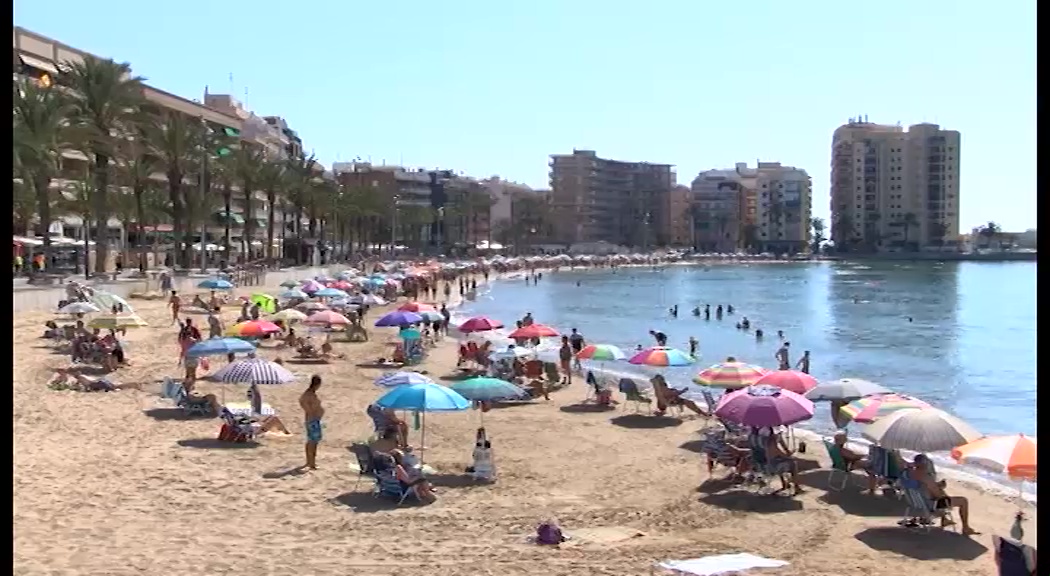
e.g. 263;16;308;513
658;553;788;576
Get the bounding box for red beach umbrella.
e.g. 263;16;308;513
753;370;819;395
458;316;504;333
508;324;560;339
399;301;436;313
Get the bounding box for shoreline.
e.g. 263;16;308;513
460;268;1038;507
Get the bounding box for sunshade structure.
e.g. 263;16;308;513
359;294;387;306
375;310;423;327
418;310;444;323
950;434;1037;481
197;278;234;290
185;337;257;359
303;310;352;327
575;344;627;362
57;302;101;315
753;370;818;395
840;393;930;424
209;357;296;385
399;301;436;313
279;279;300;288
488;346;534;361
88;314;148;330
269;309;308;323
508;324;560;339
693;361;770;389
87;290;135;314
458;316;503;333
860;408;982;452
714;385;815;428
313;287;349;299
452;377;528;424
250;293;277;314
278;289;308;300
805;378;891;402
296;302;329;313
374;371;435;388
628;346;695;367
374;382;470;462
225;320;282;338
301;280;324;293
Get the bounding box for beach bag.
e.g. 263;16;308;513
536;521;565;545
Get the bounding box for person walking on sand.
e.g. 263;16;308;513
300;375;325;470
168;290;181;325
775;342;791;370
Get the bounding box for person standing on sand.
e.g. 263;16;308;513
300;375;325;470
558;336;574;385
775;342;791;370
569;328;585;371
168;291;181;325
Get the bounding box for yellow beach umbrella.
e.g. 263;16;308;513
88;314;149;330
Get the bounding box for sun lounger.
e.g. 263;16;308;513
993;535;1037;576
897;471;956;532
618;378;652;413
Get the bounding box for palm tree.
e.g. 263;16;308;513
832;213;854;252
233;144;265;259
258;158;285;261
862;212;881;252
147;110;206;268
115;112;163;271
714;214;730;252
13;178;37;236
899;212;919;250
979;221;1002;249
14;77;74;269
63;55;147;274
54;175;94;276
928;221;949;247
810;216;826;254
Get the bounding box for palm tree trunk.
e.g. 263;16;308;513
223;180;233;257
32;174;54;274
266;189;276;261
92;155;111;274
82;212;91;278
133;185;148;272
167;173;186;269
242;183;254;263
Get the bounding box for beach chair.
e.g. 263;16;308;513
700;428;745;476
373;469;415;505
172;384;214;417
618;378;653;413
897;473;956;532
349;443;376;490
993;535;1037;576
868;445;904;495
823;440;852;491
217;409;255;443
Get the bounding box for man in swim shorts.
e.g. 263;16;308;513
300;374;325;470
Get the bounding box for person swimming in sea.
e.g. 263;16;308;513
741;317;750;330
691;306;700;317
727;304;734;314
704;305;711;320
669;305;678;318
777;330;785;340
715;305;723;319
755;329;764;340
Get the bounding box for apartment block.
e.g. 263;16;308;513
830;119;961;251
690;164;758;252
752;162;812;253
479;176;534;230
549;149;675;246
666;185;693;246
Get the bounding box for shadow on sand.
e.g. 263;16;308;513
699;490;804;514
176;438;260;450
355;362;402;370
560;403;617;414
426;473;485;489
262;465;309;479
854;527;988;560
331;491;425;513
609;414;683;429
678;439;708;454
143;408;208;421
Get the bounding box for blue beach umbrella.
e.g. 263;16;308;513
451;377;528;402
374;371;436;388
375;310;423;327
185;337;257;359
279;289;308;300
198;278;234;290
314;287;349;299
418;310;444;322
374;382;469;462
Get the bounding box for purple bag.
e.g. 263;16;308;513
536;521;564;545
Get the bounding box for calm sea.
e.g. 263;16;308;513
455;261;1037;489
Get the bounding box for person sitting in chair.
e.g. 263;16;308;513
832;431;879;493
910;454;978;535
650;374;708;417
390;449;436;503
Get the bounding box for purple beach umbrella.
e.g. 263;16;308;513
714;385;815;428
374;310;424;327
301;280;324;293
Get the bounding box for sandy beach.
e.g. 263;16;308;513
13;272;1035;576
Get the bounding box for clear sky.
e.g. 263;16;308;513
15;0;1036;231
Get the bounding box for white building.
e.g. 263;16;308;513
751;162;812;253
478;176;534;228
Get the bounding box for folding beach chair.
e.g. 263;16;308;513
823;440;852;492
373;469;415;505
349;443;376;491
993;535;1037;576
217;409;255;443
897;473;956;532
618;379;652;413
173;385;214;417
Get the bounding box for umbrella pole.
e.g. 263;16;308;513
420;411;427;464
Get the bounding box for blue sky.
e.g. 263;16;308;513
16;0;1036;231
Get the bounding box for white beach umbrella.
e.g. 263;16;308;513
860;408;983;452
57;302;101;315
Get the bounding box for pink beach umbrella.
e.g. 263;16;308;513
459;316;504;333
303;310;352;327
301;280;324;293
715;385;815;428
753;370;819;395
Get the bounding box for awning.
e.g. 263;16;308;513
18;53;59;76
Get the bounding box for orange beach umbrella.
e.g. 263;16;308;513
951;433;1037;481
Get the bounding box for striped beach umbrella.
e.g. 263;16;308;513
840;393;930;424
209;358;296;385
628;346;695;367
576;343;627;362
225;320;283;338
754;370;819;395
951;434;1037;481
693;361;769;389
860;408;981;452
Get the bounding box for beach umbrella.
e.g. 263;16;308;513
296;302;329;313
87;290;135;314
840;393;930;424
374;382;470;462
488;346;534;361
452;377;529;422
303;310;352;327
225;320;282;338
88;314;148;330
753;370;819;395
374;371;436;388
197;278;234;290
714;385;815;428
951;434;1037;481
575;344;627;362
269;309;308;323
628;346;695;367
313;287;349;299
458;316;503;333
805;378;891;402
209;357;296;385
278;288;308;300
279;279;299;288
418;310;444;322
57;302;101;315
375;310;423;327
327;280;353;291
860;408;982;452
399;301;436;313
360;294;387;306
250;293;278;314
508;324;560;339
185;337;257;359
693;361;770;389
301;280;324;293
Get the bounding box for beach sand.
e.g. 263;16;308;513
13;275;1036;576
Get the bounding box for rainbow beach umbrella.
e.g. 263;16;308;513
951;434;1037;481
840;393;929;424
628;346;695;367
693;360;769;389
576;344;627;362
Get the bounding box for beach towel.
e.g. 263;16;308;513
658;553;788;575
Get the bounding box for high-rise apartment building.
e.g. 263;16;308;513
691;164;757;252
830;119;961;251
549;150;675;246
752;162;812;253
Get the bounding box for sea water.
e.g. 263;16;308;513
452;260;1037;498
